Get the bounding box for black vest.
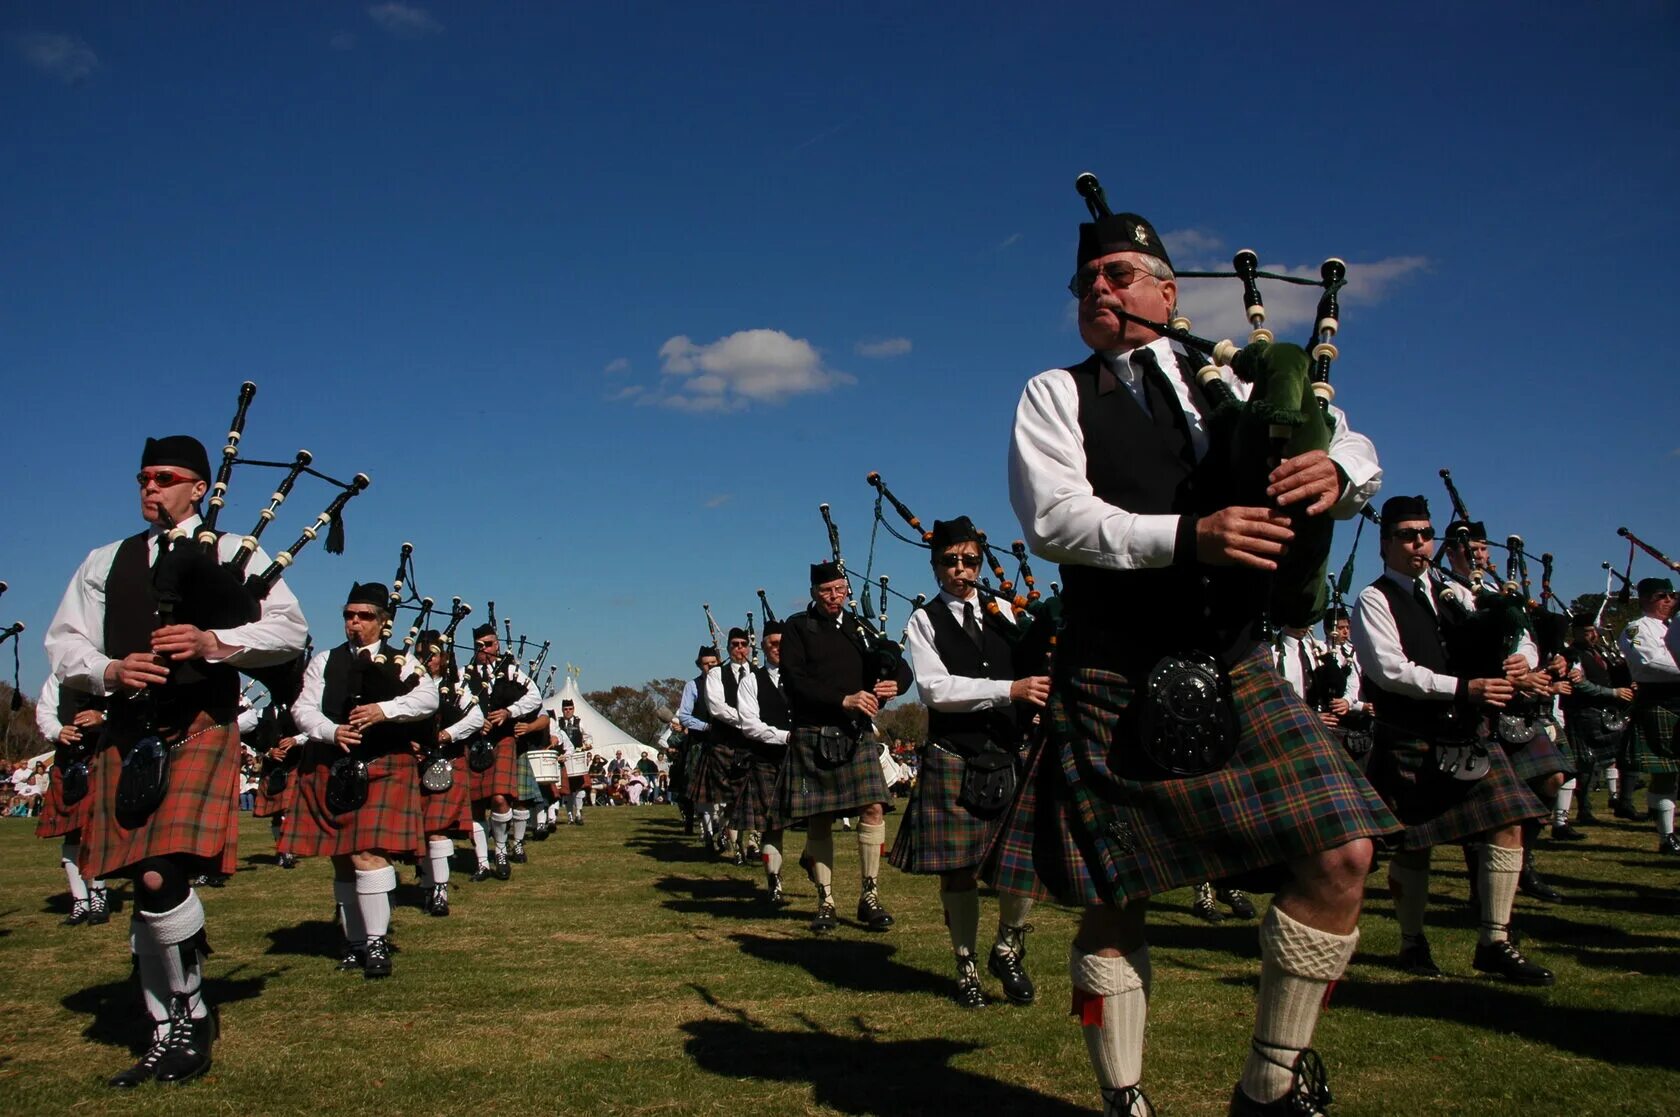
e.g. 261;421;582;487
321;643;423;756
1563;644;1620;713
467;655;529;736
751;666;791;730
556;715;583;748
713;662;750;746
1362;576;1468;740
688;673;712;742
1058;353;1267;673
436;675;476;750
922;598;1018;755
105;531;239;731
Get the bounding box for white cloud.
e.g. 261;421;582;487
13;32;98;84
603;357;631;375
368;3;443;37
329;31;357;51
1160;228;1225;260
855;337;912;359
648;329;853;411
1174;256;1429;345
703;494;732;509
996;232;1023;250
605;384;644;402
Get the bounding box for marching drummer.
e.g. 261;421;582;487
554;699;592;825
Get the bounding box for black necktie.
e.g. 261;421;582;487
1298;643;1313;691
1133;347;1191;464
1413;579;1434;616
962;601;984;648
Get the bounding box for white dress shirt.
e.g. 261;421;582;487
35;677;64;740
46;512;309;696
439;684;485;743
1009;337;1382;571
738;665;790;747
464;658;542;720
904;590;1017;710
1622;615;1680;682
703;659;754;731
293;639;440;744
1351;567;1460;702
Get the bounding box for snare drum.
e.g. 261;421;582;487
527;749;563;782
562;751;592;778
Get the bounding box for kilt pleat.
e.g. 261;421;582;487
279;745;424;859
515;747;545;803
1626;689;1680;776
1499;722;1573;784
728;753;783;832
79;716;241;880
771;729;890;824
420;756;473;835
691;741;736;805
889;742;1008;875
1365;726;1547;850
35;775;91;839
988;647;1400;907
470;735;520;804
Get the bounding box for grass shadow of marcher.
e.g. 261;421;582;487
654;874;780;920
727;932;950;997
681;986;1089;1117
263;917;343;959
61;965;275;1056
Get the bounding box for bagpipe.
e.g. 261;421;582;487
2;613;23;714
1075;172;1349;632
1619;526;1680;575
1429;469;1534;673
818;501;906;685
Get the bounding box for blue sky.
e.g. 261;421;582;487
3;3;1677;700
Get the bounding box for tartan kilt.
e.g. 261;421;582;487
692;740;736;805
728;751;784;832
1625;685;1680;776
889;741;1009;875
470;735;520;804
35;774;92;839
771;728;890;824
1498;720;1573;785
279;744;425;859
1365;724;1547;850
79;715;241;881
989;647;1400;907
420;755;473;835
1564;710;1624;771
514;747;545;804
252;758;298;819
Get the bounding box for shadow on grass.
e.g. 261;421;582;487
62;964;275;1056
264;917;342;959
726;932;949;996
654;874;779;919
1327;977;1674;1069
682;986;1088;1116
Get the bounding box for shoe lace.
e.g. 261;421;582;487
1101;1085;1156;1117
999;922;1034;959
1249;1042;1332;1116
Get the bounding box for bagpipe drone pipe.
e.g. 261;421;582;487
1074;172;1350;633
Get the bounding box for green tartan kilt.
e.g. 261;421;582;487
1564;709;1624;771
515;746;546;804
728;751;783;832
692;741;736;805
1625;684;1680;776
988;646;1400;907
280;744;425;860
889;741;1010;875
1496;717;1573;785
80;715;241;881
1366;725;1547;850
771;727;890;825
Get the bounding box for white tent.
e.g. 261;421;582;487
542;672;661;767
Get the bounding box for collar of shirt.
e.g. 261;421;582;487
350;637;382;654
1099;337;1176;399
935;587;1015;626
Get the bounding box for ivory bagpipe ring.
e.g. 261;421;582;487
1212;339;1241;366
1311;342;1339;362
1249;327;1275;345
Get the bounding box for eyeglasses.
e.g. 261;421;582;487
937;553;983;569
342;610;379;621
1389;527;1435;543
136;470;198;489
814;584;849;598
474;639;497;649
1068;262;1159;298
728;639;750;647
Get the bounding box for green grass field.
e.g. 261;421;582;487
1;804;1675;1116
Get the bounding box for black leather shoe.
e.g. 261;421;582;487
89;888;110;925
153;999;215;1085
429;884;450;917
1217;888;1257;920
1102;1084;1157;1116
732;846;746;866
108;1027;171;1088
63;899;90;927
336;944;366;973
1398;936;1442;978
510;840;527;864
1659;834;1680;856
1519;867;1564;902
363;935;392;979
277;853;298;869
954;954;987;1009
810;887;838;934
493;850;511;881
1227;1047;1331;1116
1192;882;1224;923
470;864;492;882
766;873;784;905
1472;939;1555;986
989;922;1036;1004
856;878;894;931
1613;800;1649;821
1550;822;1586;841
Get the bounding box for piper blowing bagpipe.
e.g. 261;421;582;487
1074;171;1351;633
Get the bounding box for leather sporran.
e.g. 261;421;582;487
813;726;857;768
57;760;91;806
419;753;454;792
262;763;290;798
956;749;1017;817
1430;741;1491;782
325;755;370;814
115;735;170;825
1136;654;1240;777
466;736;497;773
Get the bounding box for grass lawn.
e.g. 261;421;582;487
0;802;1675;1116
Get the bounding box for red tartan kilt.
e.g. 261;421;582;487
35;775;91;839
252;764;298;818
470;736;519;803
280;745;425;859
421;756;473;835
79;715;241;880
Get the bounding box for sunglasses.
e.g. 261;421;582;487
728;640;750;647
1389;527;1435;543
343;610;379;621
136;470;198;488
937;553;983;569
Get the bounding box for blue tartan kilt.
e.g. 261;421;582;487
771;727;890;825
889;741;1010;875
515;747;548;804
988;646;1400;907
728;751;784;832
